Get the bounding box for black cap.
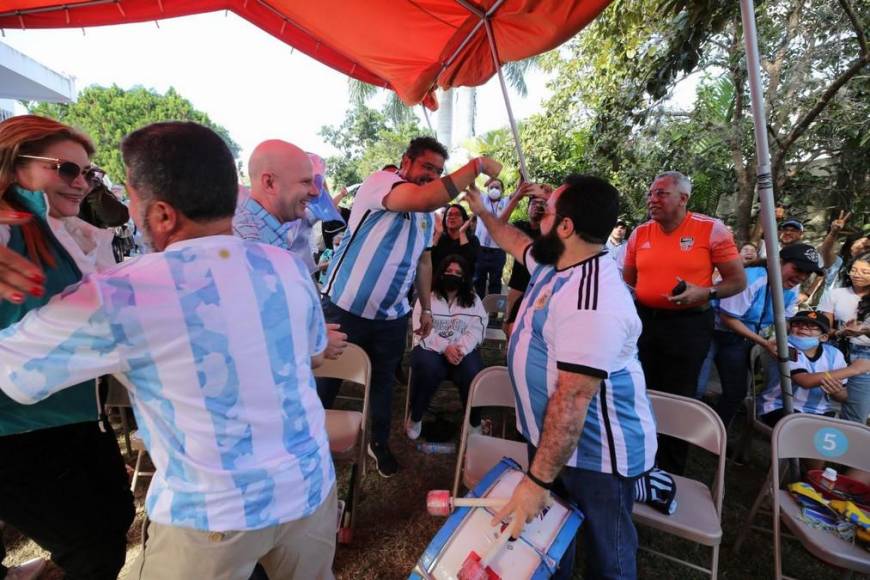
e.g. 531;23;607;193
779;218;804;231
780;243;824;275
789;310;830;334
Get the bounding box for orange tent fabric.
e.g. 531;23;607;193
0;0;612;108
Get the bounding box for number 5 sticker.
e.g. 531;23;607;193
813;427;848;458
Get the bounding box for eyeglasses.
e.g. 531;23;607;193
18;155;105;186
417;160;444;175
790;322;823;334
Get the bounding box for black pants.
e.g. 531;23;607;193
0;421;134;580
637;306;714;475
474;248;506;298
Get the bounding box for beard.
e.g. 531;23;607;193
530;227;565;265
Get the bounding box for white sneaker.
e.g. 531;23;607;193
405;419;422;440
7;558;47;580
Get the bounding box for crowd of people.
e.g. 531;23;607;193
0;114;867;579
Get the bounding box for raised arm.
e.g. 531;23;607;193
384;157;502;213
464;183;532;264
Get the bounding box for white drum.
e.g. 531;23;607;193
410;458;583;579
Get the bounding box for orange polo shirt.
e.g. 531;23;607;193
624;212;739;310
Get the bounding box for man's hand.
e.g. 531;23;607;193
491;476;552;539
477;157;502;179
464;182;486;215
838;320;870;338
324;323;348;360
829;210;851;235
667;278;710;307
415;311;433;338
0;210;45;303
762;338;779;359
443;344;464;365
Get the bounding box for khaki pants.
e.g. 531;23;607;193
132;486;337;580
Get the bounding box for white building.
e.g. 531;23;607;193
1;41;76;119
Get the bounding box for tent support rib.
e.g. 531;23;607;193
739;0;794;414
483;15;529;181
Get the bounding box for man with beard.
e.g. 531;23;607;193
465;175;657;580
623;171;745;475
318;137;501;477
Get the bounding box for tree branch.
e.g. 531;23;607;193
838;0;868;56
772;53;870;178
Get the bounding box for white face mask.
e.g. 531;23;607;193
487;187;501;200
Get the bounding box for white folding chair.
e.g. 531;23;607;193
633;390;727;579
481;294;508;349
313;343;371;543
104;376;134;457
770;414;870;579
452;366;527;498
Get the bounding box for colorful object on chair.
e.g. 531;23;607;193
409;458;583;579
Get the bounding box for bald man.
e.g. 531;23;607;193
235;140;348;361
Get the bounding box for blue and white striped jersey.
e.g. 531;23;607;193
323;170;435;319
716;266;799;332
508;247;657;477
758;342;847;416
0;235;334;532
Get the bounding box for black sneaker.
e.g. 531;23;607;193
367;441;399;478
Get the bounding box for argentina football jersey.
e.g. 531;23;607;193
508;246;657;477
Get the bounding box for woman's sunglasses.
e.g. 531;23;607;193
18;155;105;187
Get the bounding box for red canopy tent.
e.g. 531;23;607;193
0;0;799;414
0;1;612;109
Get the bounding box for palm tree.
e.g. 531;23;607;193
348;57;539;151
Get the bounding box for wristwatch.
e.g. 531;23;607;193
422;309;433;315
708;287;718;301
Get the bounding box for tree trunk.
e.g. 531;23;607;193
436;89;454;151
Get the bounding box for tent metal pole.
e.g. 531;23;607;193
739;0;794;414
421;106;435;135
482;17;529;181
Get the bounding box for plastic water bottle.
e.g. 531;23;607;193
417;442;456;454
821;467;838;491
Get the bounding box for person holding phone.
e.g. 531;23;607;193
622;171;745;474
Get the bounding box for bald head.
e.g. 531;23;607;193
248;139;316;223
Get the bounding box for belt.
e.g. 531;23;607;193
481;247;504;253
636;303;711;319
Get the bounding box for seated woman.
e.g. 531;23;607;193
406;254;487;440
757;311;870;427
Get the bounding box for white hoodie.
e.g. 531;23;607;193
412;293;487;356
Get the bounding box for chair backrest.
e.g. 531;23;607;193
469;366;517;409
312;343;370;387
482;294;508;317
648;390;727;516
772;413;870;471
453;366;521;496
648;390;725;456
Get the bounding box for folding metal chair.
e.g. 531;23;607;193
452;366;527;498
481;293;508;349
735;344;774;464
770;414;870;579
633;390;727;579
103;375;134;457
313;343;371;544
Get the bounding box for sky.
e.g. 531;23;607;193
2;11;554;170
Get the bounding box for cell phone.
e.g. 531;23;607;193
788;346;798;362
671;280;687;296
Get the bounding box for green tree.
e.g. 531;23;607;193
319;103;426;189
28;85;240;183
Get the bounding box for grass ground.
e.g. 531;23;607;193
3;341;868;579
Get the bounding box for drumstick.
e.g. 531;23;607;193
458;525;512;580
426;490;508;516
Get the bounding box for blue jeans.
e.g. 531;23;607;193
474;248;506;298
409;346;483;426
842;344;870;423
528;445;638;580
316;300;409;445
695;340;718;399
712;330;753;429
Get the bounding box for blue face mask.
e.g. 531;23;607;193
788;334;820;352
